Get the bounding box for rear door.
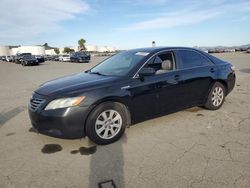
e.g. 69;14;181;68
175;49;216;106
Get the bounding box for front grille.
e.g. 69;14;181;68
30;98;45;111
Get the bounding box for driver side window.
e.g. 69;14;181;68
144;51;175;75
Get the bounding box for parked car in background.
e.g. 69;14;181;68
70;52;91;63
29;47;236;145
35;55;45;63
50;55;59;61
59;54;71;62
44;55;53;61
1;56;6;61
6;56;15;62
15;53;32;64
53;55;59;61
20;55;39;66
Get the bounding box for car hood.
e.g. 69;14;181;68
35;72;118;96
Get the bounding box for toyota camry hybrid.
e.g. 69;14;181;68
29;47;236;145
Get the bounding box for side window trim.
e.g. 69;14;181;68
133;50;176;78
156;51;176;70
177;49;214;70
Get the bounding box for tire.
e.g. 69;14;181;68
86;102;127;145
204;82;226;110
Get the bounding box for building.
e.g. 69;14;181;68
106;46;116;52
0;46;10;56
10;48;19;55
1;44;117;56
1;45;46;56
97;46;109;53
86;45;98;52
45;49;57;55
17;46;45;55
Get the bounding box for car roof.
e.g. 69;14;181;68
127;47;200;53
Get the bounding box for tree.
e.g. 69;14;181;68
78;38;86;51
54;48;60;55
63;47;75;54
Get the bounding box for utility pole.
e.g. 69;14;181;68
152;41;156;47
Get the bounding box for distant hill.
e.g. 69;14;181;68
197;44;250;50
239;44;250;48
9;45;20;49
40;43;57;50
41;45;56;50
8;44;57;50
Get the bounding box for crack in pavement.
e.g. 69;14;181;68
0;106;27;126
172;143;197;164
189;158;210;188
238;116;250;132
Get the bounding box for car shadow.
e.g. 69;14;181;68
0;106;27;126
88;134;126;188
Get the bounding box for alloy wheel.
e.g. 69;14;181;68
95;109;122;139
211;86;224;107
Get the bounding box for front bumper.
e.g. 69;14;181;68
28;105;89;139
62;59;70;62
78;59;90;62
26;60;38;65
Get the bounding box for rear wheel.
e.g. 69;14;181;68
86;102;127;145
204;82;226;110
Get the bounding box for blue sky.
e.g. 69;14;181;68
0;0;250;49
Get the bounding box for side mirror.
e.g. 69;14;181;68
138;67;156;77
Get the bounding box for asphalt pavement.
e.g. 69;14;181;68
0;53;250;188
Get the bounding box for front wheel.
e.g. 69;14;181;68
86;102;127;145
204;82;226;110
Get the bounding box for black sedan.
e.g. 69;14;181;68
35;55;45;63
70;52;91;63
29;47;236;145
21;55;39;66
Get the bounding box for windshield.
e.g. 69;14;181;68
90;51;148;76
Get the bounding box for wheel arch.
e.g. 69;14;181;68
215;79;228;95
83;97;131;135
204;79;228;105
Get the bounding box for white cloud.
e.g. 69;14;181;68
120;10;219;31
0;0;90;40
131;0;169;5
120;1;250;31
120;0;169;6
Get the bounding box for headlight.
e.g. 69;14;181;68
44;96;85;110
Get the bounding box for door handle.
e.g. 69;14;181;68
210;68;215;73
174;75;180;81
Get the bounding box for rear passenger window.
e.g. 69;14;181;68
178;50;211;69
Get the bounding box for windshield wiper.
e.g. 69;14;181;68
88;71;106;76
